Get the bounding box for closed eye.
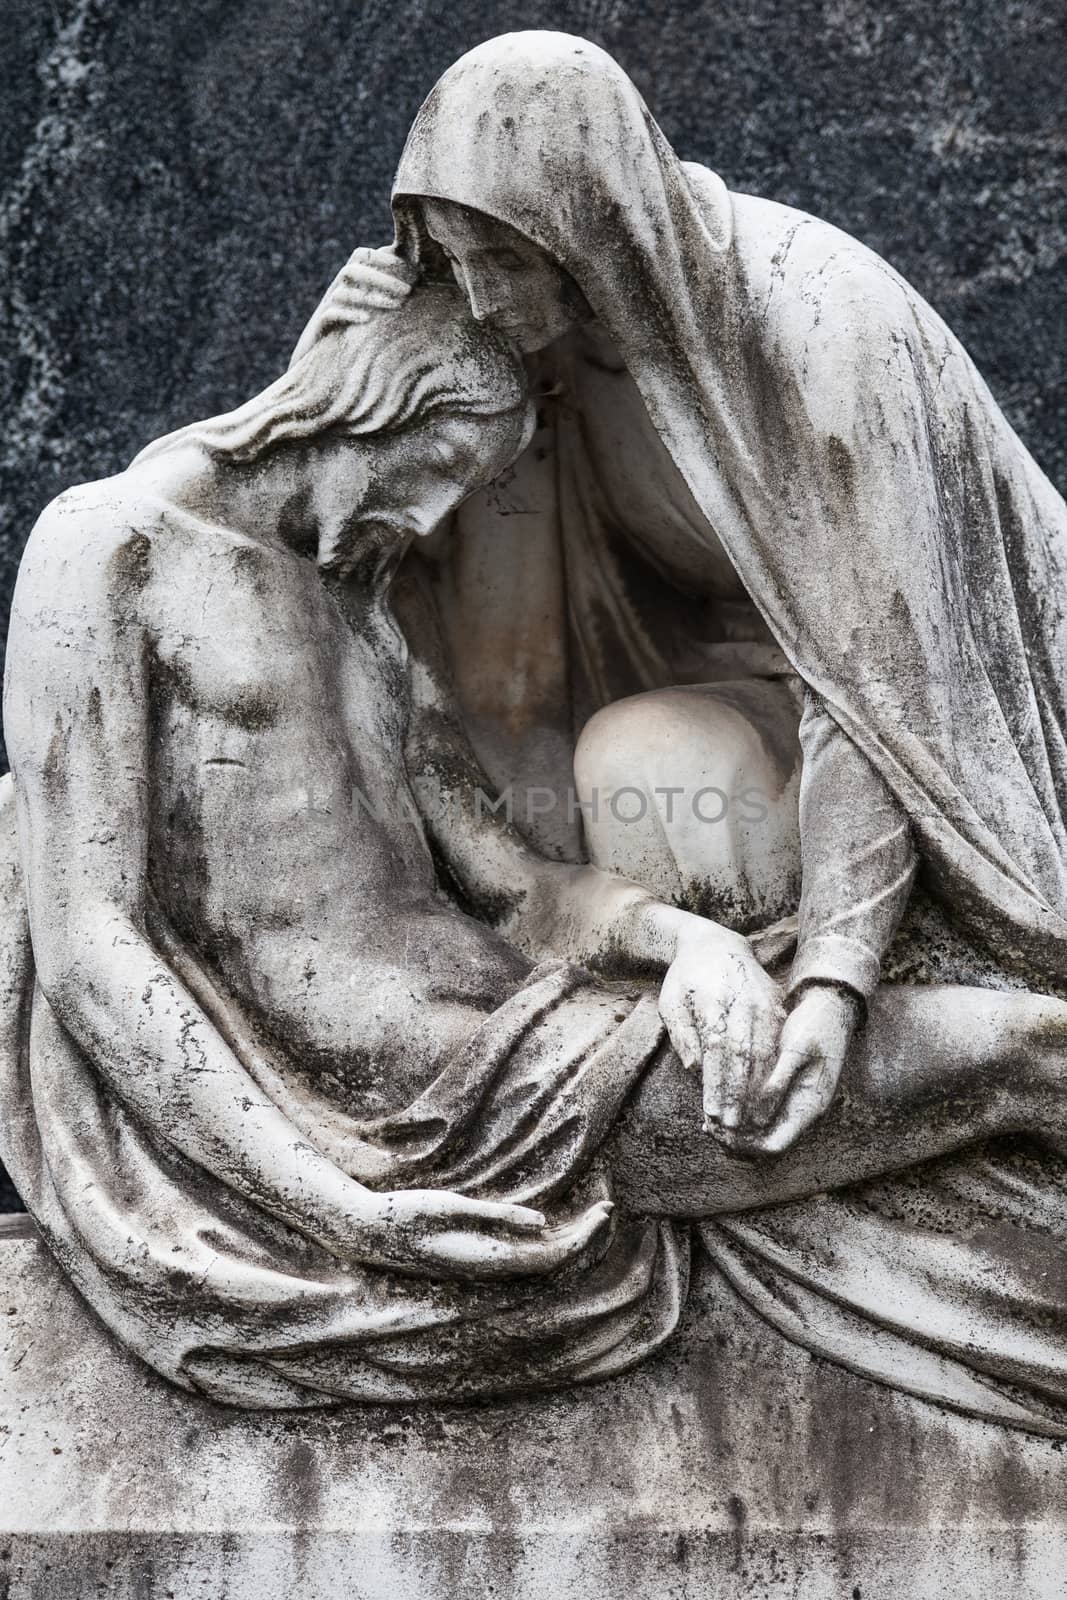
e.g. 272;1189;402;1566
430;437;479;478
489;248;527;271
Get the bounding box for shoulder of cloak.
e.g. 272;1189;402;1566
723;191;959;446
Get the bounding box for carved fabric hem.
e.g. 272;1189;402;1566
0;783;691;1406
702;1137;1067;1438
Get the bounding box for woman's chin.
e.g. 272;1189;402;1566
519;325;573;353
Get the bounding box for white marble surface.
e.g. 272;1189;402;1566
4;1229;1067;1599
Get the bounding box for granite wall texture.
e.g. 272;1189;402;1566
0;0;1064;1209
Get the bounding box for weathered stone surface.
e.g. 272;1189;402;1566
9;18;1067;1422
1;4;1064;1219
1;13;1066;1592
3;1227;1066;1599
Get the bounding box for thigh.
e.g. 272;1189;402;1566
605;983;1062;1218
574;679;802;930
604;1040;780;1215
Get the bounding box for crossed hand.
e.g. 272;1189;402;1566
657;932;861;1153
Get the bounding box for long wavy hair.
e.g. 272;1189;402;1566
133;251;531;466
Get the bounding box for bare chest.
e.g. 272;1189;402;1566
149;540;406;772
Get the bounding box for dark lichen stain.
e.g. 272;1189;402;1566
270;1437;324;1527
826;432;856;503
107;530;152;594
40;715;69;808
726;1491;748;1571
225;684;282;733
85;683;104;735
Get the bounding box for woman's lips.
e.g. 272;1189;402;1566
489;314;528;335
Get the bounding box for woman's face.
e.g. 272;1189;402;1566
421;200;591;353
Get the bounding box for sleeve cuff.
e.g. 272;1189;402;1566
786;933;882;1004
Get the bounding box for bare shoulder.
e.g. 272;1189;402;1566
15;475;169;623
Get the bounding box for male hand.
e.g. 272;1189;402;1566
744;982;862;1154
357;1187;615;1282
658;932;786;1135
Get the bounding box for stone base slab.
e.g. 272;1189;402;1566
3;1221;1066;1598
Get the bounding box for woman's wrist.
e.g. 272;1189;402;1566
790;977;864;1021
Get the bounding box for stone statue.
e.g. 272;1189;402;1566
3;31;1067;1434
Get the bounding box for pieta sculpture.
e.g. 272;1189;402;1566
3;32;1067;1430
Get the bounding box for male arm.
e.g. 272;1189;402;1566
395;561;671;958
4;504;609;1279
395;564;785;1080
399;574;919;1150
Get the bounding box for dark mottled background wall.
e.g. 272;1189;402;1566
0;0;1064;1207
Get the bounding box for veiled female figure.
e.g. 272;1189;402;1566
379;31;1067;1154
4;235;1067;1430
7;38;1067;1430
327;32;1067;1426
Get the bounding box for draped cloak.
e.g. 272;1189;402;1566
0;763;690;1408
388;32;1067;1429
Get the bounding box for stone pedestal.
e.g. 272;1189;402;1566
4;1220;1066;1598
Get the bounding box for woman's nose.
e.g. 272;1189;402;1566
462;265;504;323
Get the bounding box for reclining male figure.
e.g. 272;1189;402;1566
7;251;1067;1299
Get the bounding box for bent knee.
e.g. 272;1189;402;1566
574;687;762;801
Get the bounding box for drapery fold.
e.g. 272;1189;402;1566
3;750;1067;1428
0;778;687;1408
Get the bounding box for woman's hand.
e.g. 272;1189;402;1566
658;926;786;1134
740;982;862;1153
348;1187;615;1282
290;245;415;364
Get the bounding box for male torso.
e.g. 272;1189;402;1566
113;489;529;1114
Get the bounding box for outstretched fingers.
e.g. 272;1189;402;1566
422;1192;548;1235
382;1188;549;1235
